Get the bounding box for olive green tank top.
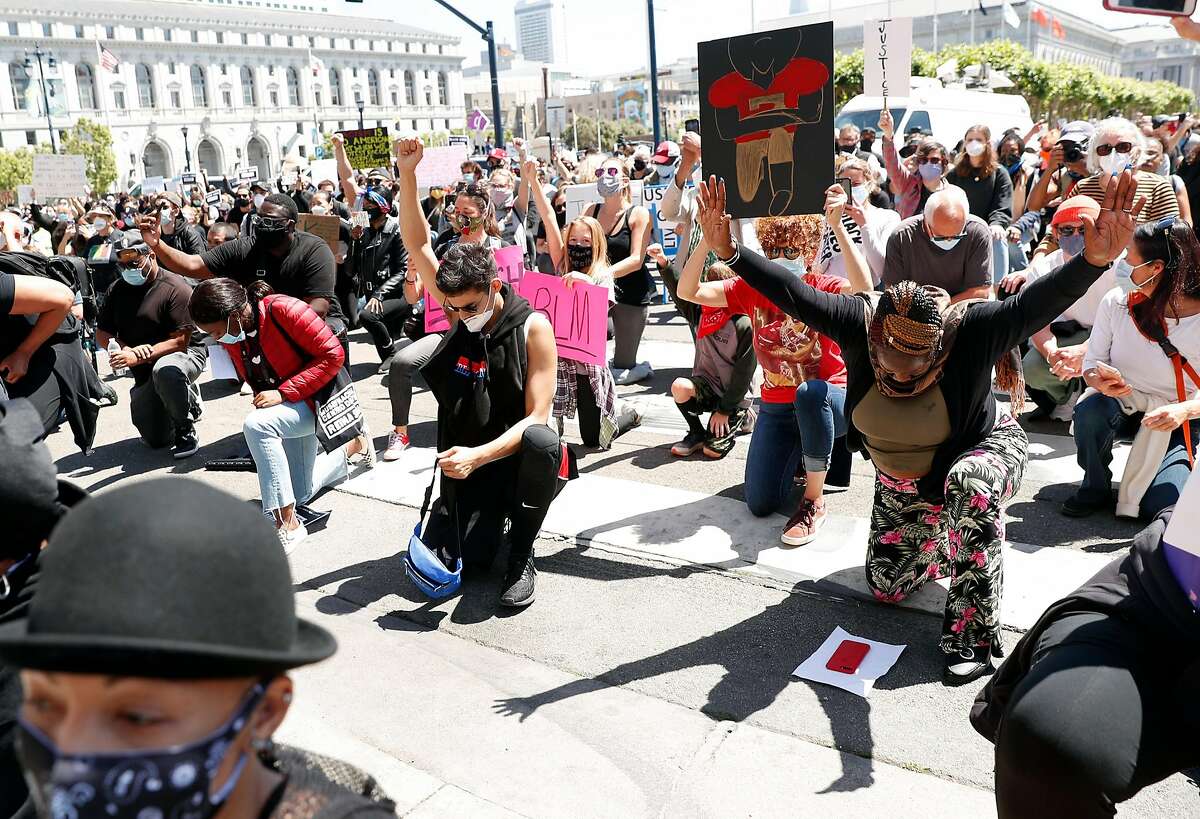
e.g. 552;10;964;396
853;383;952;478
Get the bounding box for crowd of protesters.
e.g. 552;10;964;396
4;90;1200;815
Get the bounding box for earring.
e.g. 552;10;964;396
282;693;293;704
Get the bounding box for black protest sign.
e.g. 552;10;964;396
698;23;833;219
339;127;391;170
205;189;222;205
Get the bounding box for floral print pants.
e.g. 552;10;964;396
865;414;1028;655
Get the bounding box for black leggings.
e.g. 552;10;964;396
994;609;1200;817
357;298;413;356
440;425;563;567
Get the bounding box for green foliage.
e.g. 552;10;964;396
0;146;45;192
833;39;1196;120
58;118;117;194
561;116;649;152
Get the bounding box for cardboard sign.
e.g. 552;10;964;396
448;135;470;149
424;245;525;333
32;154;88;200
415;145;470;192
16;185;34;207
141;176;165;196
697;22;833;218
339;127;391;170
238;168;259;182
863;18;912;105
517;271;607;367
297;213;341;255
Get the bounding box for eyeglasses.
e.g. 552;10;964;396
251;215;290;231
1056;225;1083;237
1095;141;1134;157
115;248;149;265
595;167;621;178
443;293;491;315
764;247;802;260
919;157;945;166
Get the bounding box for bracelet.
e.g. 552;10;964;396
404;277;417;284
715;240;740;265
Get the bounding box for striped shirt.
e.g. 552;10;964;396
1035;170;1179;256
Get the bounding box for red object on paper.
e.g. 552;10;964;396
826;640;871;674
1051;17;1066;39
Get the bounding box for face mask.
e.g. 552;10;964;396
1129;260;1162;291
431;189;446;200
917;162;943;182
654;163;677;181
452;213;485;235
489;188;511;209
462;289;496;333
837;143;856;155
633;158;647;171
159;208;173;225
1058;232;1085;258
219;313;246;344
365;207;383;222
118;259;148;286
253;194;266;209
310;205;328;216
596;175;622;198
1098;151;1131;176
252;218;290;249
774;257;806;277
851;185;870;205
18;685;263;819
234;197;250;209
462;173;475;183
93;218;109;231
930;235;962;252
860;140;874;152
567;244;594;273
964;139;986;158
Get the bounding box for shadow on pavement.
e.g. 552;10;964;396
53;430;245;493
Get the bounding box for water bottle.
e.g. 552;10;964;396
107;338;127;377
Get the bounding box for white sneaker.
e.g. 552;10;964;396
239;381;253;396
382;430;410;461
346;421;377;469
738;406;757;435
277;520;309;553
1050;402;1075;423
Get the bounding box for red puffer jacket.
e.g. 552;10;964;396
222;294;344;404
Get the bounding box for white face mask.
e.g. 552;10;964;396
775;257;806;276
462;288;497;333
964;139;986;158
1129;260;1161;291
93;218;108;232
851;184;870;205
930;236;962;252
253;194;266;209
1099;150;1131;176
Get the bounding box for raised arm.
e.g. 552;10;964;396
697;177;864;342
823;185;874;294
523;159;562;269
878;109;915;195
331;132;361;207
137;215;212;279
676;235;728;308
393;138;444;307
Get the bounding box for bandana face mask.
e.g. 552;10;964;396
18;684;265;819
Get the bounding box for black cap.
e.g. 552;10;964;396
0;478;337;677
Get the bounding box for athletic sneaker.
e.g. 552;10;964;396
239;381;253;396
172;424;199;459
347;421;376;468
377;342;399;375
499;555;537;608
781;497;827;546
703;407;748;459
277;520;309;553
738;407;757;435
382;431;410;461
671;430;706;457
615;361;654;385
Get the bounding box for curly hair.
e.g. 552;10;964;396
755;215;824;267
870;281;943;355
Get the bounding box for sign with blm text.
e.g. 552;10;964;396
32;154;88;200
518;271;608;367
862;18;912;104
339;127;391;170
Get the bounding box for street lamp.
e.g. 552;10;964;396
24;44;59;153
181;126;192;173
356;98;365;130
429;1;504;148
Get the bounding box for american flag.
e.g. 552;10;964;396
98;44;119;73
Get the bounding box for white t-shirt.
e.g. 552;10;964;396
1023;248;1117;328
1084;288;1200;400
811;206;899;284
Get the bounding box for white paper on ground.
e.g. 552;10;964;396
792;626;906;698
207;345;239;381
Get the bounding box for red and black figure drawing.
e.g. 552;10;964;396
698;23;834;219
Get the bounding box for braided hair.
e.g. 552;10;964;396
870;281;943;356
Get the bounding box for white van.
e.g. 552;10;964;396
836;78;1033;151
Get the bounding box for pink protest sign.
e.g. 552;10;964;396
424;245;527;333
517;271;608;367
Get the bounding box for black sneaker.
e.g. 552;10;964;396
172;424;199;459
1061;493;1111;518
942;643;1002;686
499;555;536;608
671;430;706;457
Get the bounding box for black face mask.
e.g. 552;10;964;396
366;207;383;222
567;245;595;273
633;159;646;171
837;142;857;154
234;197;249;209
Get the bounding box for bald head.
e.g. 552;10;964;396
922;189;968;240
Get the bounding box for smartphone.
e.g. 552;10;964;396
835;176;853;200
826;640;871;675
1103;0;1197;16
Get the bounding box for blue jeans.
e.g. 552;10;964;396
1072;392;1196;518
744;381;847;516
243;400;349;513
992;234;1010;285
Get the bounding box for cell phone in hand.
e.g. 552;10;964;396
826;640;871;675
835;176;853;200
1102;0;1196;16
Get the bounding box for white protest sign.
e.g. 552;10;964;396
564;180;644;222
238;168;259;183
308;159;338;187
32;154;88;200
415;145;470;192
447;135;470;149
16;185;34;207
141;176;165;195
862;18;912;106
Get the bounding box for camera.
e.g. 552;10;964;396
1063;142;1085;164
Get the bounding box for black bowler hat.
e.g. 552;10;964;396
0;478;336;677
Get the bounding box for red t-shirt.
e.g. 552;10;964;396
722;273;848;404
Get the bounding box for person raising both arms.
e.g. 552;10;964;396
394;137;566;609
694;170;1144;684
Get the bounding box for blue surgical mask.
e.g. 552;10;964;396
1058;232;1085;258
18;684;264;819
118;263;148;286
219;314;246;345
930;236;962;252
775;257;807;277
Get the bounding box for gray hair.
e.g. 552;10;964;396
839;123;861;140
1087;117;1144;174
923;186;969;223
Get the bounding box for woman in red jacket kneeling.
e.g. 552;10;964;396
189;279;372;549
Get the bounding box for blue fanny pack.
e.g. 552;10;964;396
404;463;462;600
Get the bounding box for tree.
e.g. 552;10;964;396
0;147;41;192
59;118;117;194
562;116;649;153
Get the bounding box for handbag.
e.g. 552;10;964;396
268;306;365;454
404;464;463;600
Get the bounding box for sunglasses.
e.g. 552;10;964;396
764;247;802;260
1056;225;1083;236
928;230;967;242
1095;142;1134;157
595;167;621;178
251;215;290;231
443;293;491;315
115;248;149;265
919;157;945;166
